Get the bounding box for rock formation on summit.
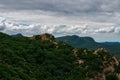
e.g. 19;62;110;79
31;33;55;41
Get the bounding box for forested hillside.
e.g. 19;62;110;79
0;32;120;80
56;35;120;56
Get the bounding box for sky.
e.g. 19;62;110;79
0;0;120;42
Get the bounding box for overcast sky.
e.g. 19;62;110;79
0;0;120;42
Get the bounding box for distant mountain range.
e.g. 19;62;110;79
11;33;24;37
103;42;120;46
56;35;120;56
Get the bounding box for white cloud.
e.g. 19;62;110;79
0;17;88;36
0;17;120;41
115;27;120;34
94;27;115;33
1;0;120;25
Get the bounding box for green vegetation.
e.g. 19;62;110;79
56;35;120;56
106;73;118;80
0;32;120;80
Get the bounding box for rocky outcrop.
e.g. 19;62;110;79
75;47;120;80
93;48;120;80
93;48;108;55
31;33;55;42
112;56;119;66
72;48;84;64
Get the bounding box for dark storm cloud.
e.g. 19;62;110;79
0;0;120;14
0;0;120;23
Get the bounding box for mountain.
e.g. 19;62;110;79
12;33;24;37
56;35;120;56
30;33;55;41
56;35;95;47
103;42;120;46
0;32;120;80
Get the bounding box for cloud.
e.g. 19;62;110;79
0;24;5;31
0;17;120;41
0;18;87;36
0;0;119;13
0;18;119;37
0;17;6;31
0;0;120;24
115;27;120;34
94;27;115;33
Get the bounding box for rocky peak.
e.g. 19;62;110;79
31;33;55;41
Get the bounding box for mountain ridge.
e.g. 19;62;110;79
56;35;120;56
11;33;24;37
103;42;120;46
0;32;120;80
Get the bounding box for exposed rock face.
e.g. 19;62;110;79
103;66;115;73
93;48;120;80
92;73;105;80
72;48;84;64
112;56;119;66
31;33;55;41
116;73;120;80
93;48;108;55
74;47;120;80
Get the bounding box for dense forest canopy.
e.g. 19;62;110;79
0;32;120;80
